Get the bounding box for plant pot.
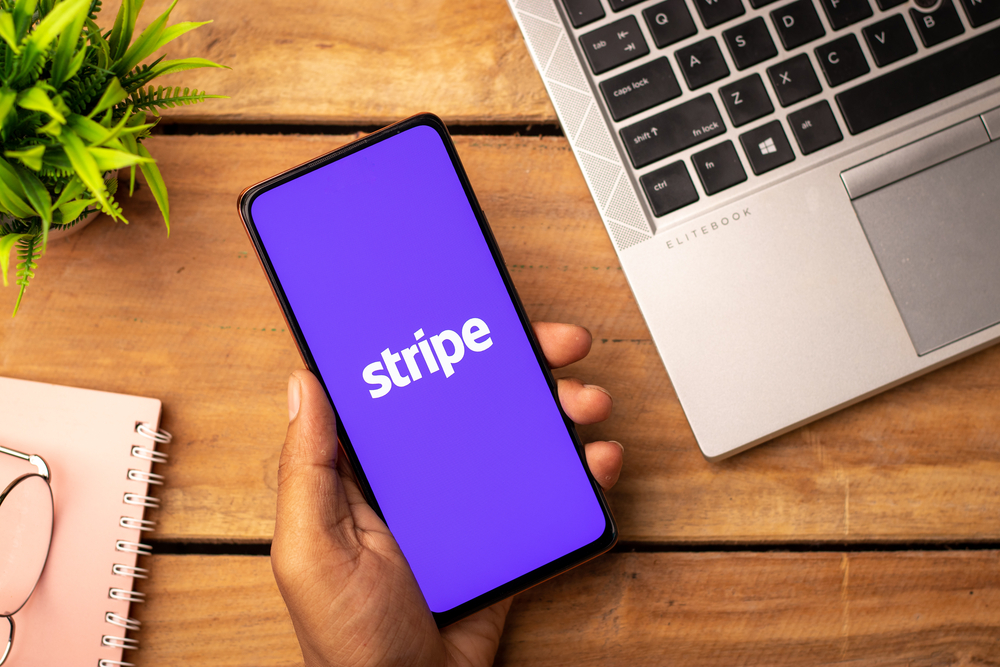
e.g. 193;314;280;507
47;210;101;241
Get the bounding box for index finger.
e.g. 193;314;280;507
533;322;592;368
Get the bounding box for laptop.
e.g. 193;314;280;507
505;0;1000;459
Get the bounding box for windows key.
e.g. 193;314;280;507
739;120;795;174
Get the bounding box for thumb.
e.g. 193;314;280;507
273;369;354;563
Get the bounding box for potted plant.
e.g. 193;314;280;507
0;0;225;315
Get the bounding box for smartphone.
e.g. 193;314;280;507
238;113;617;626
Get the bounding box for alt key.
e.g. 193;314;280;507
640;161;700;216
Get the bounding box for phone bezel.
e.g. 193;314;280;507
237;113;617;626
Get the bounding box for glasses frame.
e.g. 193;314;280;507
0;445;53;667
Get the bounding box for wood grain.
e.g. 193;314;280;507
131;552;1000;665
2;135;999;544
121;0;556;126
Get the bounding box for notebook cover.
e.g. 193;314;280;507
0;376;162;666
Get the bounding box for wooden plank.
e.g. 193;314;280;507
124;0;556;126
2;135;999;544
131;552;1000;665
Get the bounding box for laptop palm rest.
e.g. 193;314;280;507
843;120;1000;356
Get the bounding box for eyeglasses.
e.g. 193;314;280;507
0;445;53;666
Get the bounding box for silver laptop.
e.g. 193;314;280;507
506;0;1000;459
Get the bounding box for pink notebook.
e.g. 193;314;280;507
0;376;167;667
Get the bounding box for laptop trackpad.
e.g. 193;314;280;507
849;135;1000;356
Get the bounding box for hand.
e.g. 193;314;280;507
271;322;623;667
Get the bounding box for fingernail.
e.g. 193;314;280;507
608;440;624;453
584;384;614;406
288;374;302;421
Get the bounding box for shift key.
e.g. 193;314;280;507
620;94;726;168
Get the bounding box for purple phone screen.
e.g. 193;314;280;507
250;123;608;614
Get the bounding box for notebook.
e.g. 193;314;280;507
0;376;169;667
506;0;1000;458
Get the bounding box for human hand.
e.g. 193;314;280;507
271;322;623;667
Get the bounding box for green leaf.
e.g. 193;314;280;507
56;197;94;225
60;127;123;221
0;88;17;133
0;157;35;218
87;145;152;171
26;0;90;53
67;112;128;149
17;86;67;124
144;57;228;81
0;233;30;286
137;143;168;234
51;175;86;209
108;0;142;60
12;0;39;42
5;145;46;170
0;13;20;53
86;76;126;118
50;1;88;87
15;166;53;246
113;0;178;77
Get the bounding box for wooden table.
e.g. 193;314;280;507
3;0;998;663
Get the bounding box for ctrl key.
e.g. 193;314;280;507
640;162;700;216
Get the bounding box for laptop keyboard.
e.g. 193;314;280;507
561;0;1000;217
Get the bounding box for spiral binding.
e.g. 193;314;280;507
112;564;149;579
105;612;141;631
102;422;171;662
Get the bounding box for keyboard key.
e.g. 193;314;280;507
960;0;1000;26
610;0;645;10
863;14;918;67
819;0;873;30
720;74;774;126
600;58;683;121
767;54;822;107
692;141;748;194
643;0;699;48
724;17;778;70
693;0;746;28
740;121;795;174
749;0;781;7
835;25;1000;134
640;162;700;216
911;0;965;47
875;0;907;9
561;0;605;28
788;100;843;154
676;37;730;89
815;34;870;86
771;0;826;49
620;94;727;167
579;16;650;75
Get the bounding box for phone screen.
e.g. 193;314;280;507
242;117;615;622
